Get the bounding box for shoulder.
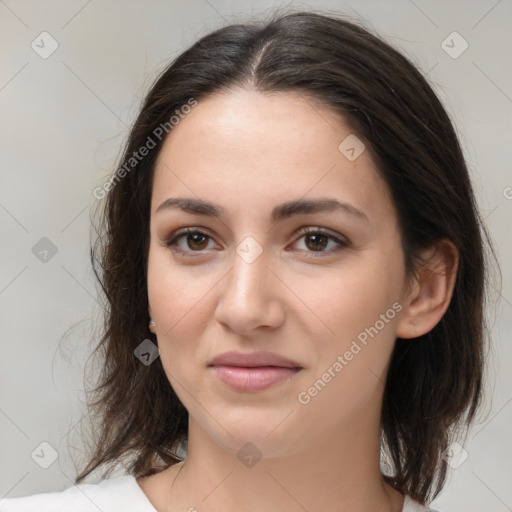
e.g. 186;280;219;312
0;475;157;512
402;495;441;511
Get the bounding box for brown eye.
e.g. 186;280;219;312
291;227;349;255
304;233;329;251
164;228;217;255
185;232;209;250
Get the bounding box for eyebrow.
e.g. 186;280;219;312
156;197;368;223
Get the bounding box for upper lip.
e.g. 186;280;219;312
208;351;302;368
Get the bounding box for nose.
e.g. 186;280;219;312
214;247;285;336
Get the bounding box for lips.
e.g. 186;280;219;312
208;351;303;392
208;350;302;369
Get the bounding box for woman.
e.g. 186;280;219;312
0;10;493;512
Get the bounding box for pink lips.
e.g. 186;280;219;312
208;351;303;392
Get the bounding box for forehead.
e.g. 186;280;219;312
151;89;395;224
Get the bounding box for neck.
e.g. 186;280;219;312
158;415;403;512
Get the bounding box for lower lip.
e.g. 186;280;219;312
210;365;302;392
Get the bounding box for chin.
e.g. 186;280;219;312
198;409;307;459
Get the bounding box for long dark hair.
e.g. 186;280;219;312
76;10;495;505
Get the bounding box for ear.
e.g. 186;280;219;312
396;239;459;339
148;305;156;334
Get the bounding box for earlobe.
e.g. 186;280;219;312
148;306;156;333
396;239;459;339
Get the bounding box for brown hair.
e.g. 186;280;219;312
76;10;495;505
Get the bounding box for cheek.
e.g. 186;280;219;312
295;262;401;333
147;251;200;363
289;251;404;371
292;268;402;421
147;248;213;328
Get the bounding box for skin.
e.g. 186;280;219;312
139;89;458;512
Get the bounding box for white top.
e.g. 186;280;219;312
0;475;440;511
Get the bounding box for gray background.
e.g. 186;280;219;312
1;1;510;510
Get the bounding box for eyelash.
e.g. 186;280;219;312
163;226;349;258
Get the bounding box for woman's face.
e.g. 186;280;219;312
147;89;411;456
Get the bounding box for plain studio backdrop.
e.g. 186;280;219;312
0;1;510;511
